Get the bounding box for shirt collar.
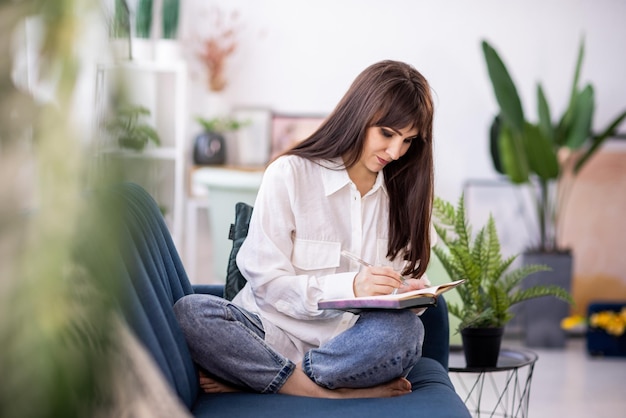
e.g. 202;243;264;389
320;158;387;197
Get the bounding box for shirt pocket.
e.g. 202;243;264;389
292;238;341;273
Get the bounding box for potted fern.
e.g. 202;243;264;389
432;195;572;367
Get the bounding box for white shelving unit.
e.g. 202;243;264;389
95;59;187;248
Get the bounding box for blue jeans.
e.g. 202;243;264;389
173;294;424;393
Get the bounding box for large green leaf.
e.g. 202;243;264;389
537;83;554;142
565;85;595;150
523;122;559;180
482;40;525;133
498;124;529;183
555;38;586;147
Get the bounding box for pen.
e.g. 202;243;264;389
340;250;406;295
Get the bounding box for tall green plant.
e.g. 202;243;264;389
432;195;572;331
162;0;180;39
135;0;153;38
482;39;626;252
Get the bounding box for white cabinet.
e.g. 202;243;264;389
95;60;187;248
192;166;264;282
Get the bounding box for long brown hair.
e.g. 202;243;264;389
285;60;434;278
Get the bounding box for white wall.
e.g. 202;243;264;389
180;0;626;201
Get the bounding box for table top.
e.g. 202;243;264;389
192;165;265;191
448;346;538;373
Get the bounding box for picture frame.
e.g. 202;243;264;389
270;113;326;160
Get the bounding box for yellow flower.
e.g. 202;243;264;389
561;314;586;331
562;309;626;337
589;309;626;337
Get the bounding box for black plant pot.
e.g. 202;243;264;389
461;327;504;368
193;130;226;165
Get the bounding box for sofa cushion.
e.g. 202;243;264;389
190;358;469;418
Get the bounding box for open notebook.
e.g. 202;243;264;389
318;279;465;314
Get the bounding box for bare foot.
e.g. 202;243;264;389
333;377;412;399
278;364;412;399
199;370;239;394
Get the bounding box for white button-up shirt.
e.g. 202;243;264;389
233;155;411;362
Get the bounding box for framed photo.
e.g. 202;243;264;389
231;107;273;166
270;113;326;160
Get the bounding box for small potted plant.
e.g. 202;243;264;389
193;116;248;165
432;195;573;367
105;104;161;151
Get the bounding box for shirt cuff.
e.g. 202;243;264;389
321;272;357;300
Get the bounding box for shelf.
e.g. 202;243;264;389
97;60;186;73
102;147;178;160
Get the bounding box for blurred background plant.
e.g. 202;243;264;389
110;0;130;38
135;0;153;39
106;104;161;151
195;115;249;133
483;38;626;253
196;6;241;92
0;0;128;416
161;0;179;40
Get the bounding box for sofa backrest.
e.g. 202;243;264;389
82;182;199;409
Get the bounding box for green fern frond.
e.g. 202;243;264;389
501;264;550;293
453;195;472;252
491;254;517;285
433;197;456;226
510;285;573;306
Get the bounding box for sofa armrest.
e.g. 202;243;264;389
193;284;225;298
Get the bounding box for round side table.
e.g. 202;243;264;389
448;346;538;418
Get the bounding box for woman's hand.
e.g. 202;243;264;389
352;266;406;297
398;277;430;293
353;269;430;297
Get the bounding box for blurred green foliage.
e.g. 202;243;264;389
0;1;125;416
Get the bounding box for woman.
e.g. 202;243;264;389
174;60;435;399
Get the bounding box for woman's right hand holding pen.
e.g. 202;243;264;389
353;266;407;297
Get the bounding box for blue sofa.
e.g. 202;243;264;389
87;183;470;417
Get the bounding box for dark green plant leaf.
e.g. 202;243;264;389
523;122;559;180
564;85;595;150
135;0;153;38
482;41;525;133
498;124;529;183
537;83;553;142
555;38;585;147
489;115;504;174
